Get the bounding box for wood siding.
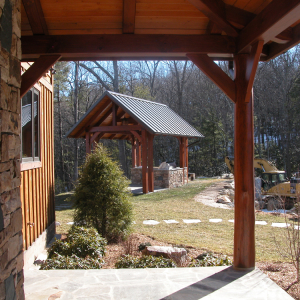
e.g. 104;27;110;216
20;72;55;251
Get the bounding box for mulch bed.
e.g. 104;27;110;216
103;233;299;300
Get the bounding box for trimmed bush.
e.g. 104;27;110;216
189;252;232;267
73;144;133;242
41;226;106;270
115;255;177;269
48;226;107;259
40;254;103;270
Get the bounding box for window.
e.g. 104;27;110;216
21;88;40;162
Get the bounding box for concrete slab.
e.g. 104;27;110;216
24;267;293;300
129;185;168;195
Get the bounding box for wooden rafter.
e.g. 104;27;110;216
22;0;48;35
21;55;61;98
187;53;236;102
188;0;238;37
206;21;222;35
263;23;300;61
238;0;300;53
74;104;112;138
21;34;236;60
123;0;136;34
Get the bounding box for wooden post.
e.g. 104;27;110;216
179;137;185;185
233;54;255;270
132;138;137;167
148;133;154;192
142;130;148;193
85;132;91;154
185;138;189;184
137;141;141;166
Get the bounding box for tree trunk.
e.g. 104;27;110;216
74;61;79;182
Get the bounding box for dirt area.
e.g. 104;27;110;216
194;179;234;209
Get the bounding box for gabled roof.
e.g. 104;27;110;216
66;91;203;139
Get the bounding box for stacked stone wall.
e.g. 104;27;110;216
131;167;188;189
0;0;24;299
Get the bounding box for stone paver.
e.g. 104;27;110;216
255;221;267;225
163;220;179;224
24;267;293;300
209;219;222;223
182;219;201;223
272;223;290;228
143;220;160;225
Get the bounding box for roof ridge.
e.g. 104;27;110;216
107;91;167;107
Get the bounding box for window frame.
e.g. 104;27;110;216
21;86;42;170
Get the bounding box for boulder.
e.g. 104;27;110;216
142;246;187;261
216;195;231;204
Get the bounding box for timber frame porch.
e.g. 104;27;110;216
66;91;203;194
17;0;300;279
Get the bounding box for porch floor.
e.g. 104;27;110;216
24;266;293;300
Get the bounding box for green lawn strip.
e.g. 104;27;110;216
55;179;293;263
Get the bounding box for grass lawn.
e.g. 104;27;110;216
55;178;290;262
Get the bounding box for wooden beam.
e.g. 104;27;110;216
108;134;117;140
89;125;143;133
21;55;61;98
22;0;48;35
188;0;238;37
123;0;136;34
244;40;264;103
21;34;236;60
233;54;255;270
187;53;236;102
142;130;148;194
112;103;118;126
148;133;154;193
96;133;105;143
130;131;142;143
74;104;112;138
263;23;300;61
238;0;300;53
225;4;255;27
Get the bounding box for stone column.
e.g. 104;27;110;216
0;0;24;299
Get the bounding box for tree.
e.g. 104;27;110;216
73;144;132;242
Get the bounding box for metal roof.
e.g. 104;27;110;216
66;91;203;139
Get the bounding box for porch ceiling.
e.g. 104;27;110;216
21;0;300;62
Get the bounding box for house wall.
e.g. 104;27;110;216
20;65;55;261
0;0;24;299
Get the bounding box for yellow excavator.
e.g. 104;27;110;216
225;156;300;208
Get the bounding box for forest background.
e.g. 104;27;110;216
53;46;300;193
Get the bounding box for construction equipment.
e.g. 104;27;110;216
225;156;300;209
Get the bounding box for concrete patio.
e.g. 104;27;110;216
24;266;293;300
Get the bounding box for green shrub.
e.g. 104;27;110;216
40;254;103;270
73;144;133;242
189;252;232;267
48;226;107;259
138;242;151;252
115;255;177;269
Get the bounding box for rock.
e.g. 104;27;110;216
267;199;276;211
55;221;61;226
142;246;187;261
255;200;260;210
216;196;231;204
34;253;47;265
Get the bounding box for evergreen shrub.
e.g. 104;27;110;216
73;144;133;242
189;252;232;267
40;226;106;270
115;255;177;269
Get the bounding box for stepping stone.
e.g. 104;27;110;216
182;219;201;224
295;225;300;230
142;246;187;260
209;219;222;223
228;219;234;223
163;220;179;224
143;220;160;225
272;223;290;228
255;221;267;225
67;222;74;225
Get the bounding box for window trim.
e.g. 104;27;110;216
21;86;42;169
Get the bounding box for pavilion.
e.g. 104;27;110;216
66;91;203;194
